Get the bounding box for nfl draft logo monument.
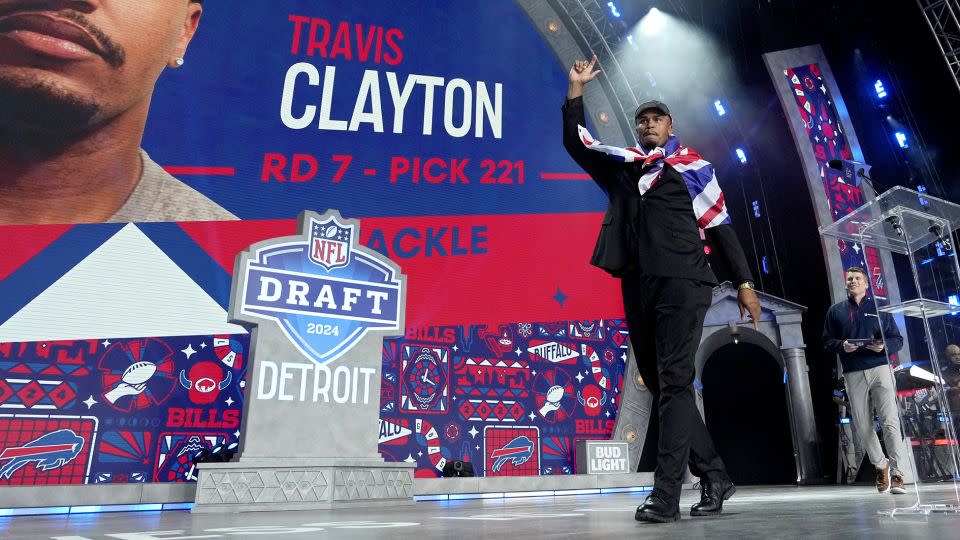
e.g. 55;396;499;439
193;210;414;512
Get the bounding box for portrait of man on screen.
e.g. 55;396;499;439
0;0;235;225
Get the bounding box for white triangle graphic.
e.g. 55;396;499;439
0;223;246;342
378;418;413;444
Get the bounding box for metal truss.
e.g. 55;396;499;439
917;0;960;94
551;0;646;140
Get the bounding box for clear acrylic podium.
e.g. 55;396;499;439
820;186;960;515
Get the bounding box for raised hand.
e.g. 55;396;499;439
569;54;602;85
568;54;602;99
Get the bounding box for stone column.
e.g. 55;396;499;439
782;347;823;483
610;343;654;473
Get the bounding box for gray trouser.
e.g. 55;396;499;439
845;364;906;475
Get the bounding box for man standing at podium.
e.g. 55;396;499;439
823;266;908;494
562;55;761;523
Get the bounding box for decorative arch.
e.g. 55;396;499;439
611;282;823;484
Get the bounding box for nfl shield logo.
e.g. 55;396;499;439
235;209;403;366
309;216;353;270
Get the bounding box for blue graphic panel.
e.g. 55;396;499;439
0;336;247;485
378;319;628;477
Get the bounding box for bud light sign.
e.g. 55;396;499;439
234;210;403;365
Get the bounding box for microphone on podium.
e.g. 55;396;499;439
826;159;878;194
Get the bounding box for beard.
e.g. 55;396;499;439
640;135;660;150
0;72;102;143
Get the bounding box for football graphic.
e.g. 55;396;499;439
121;361;157;385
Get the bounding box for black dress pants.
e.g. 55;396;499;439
621;274;727;505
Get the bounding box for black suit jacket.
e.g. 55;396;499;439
562;96;753;285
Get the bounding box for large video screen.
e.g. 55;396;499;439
0;0;629;482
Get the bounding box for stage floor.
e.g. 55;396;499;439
2;484;958;539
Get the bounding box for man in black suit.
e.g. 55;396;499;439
563;55;761;523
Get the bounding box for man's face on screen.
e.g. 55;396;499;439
0;0;201;136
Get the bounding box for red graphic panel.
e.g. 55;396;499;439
0;414;97;485
484;425;540;477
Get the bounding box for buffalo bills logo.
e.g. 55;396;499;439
234;210;403;366
309;217;353;271
578;384;607;417
0;429;83;479
178;361;232;405
489;435;534;472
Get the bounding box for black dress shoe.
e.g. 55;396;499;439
690;478;736;516
635;490;680;523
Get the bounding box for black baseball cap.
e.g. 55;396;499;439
634;100;671;118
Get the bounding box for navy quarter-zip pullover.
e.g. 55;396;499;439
823;295;903;373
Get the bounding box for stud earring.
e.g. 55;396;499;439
175;57;184;66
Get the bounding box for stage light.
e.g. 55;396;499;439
752;200;761;218
714;100;726;117
762;255;770;274
504;490;554;498
894;132;908;148
601;486;653;494
948;294;959;306
626;34;638;51
607;1;621;18
639;7;667;35
449;492;504;500
71;504;163;514
735;148;748;164
0;503;187;517
442;460;475;477
414;494;448;501
874;79;887;99
917;184;929;207
0;506;69;517
554;488;601;496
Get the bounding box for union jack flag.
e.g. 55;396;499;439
577;125;730;229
